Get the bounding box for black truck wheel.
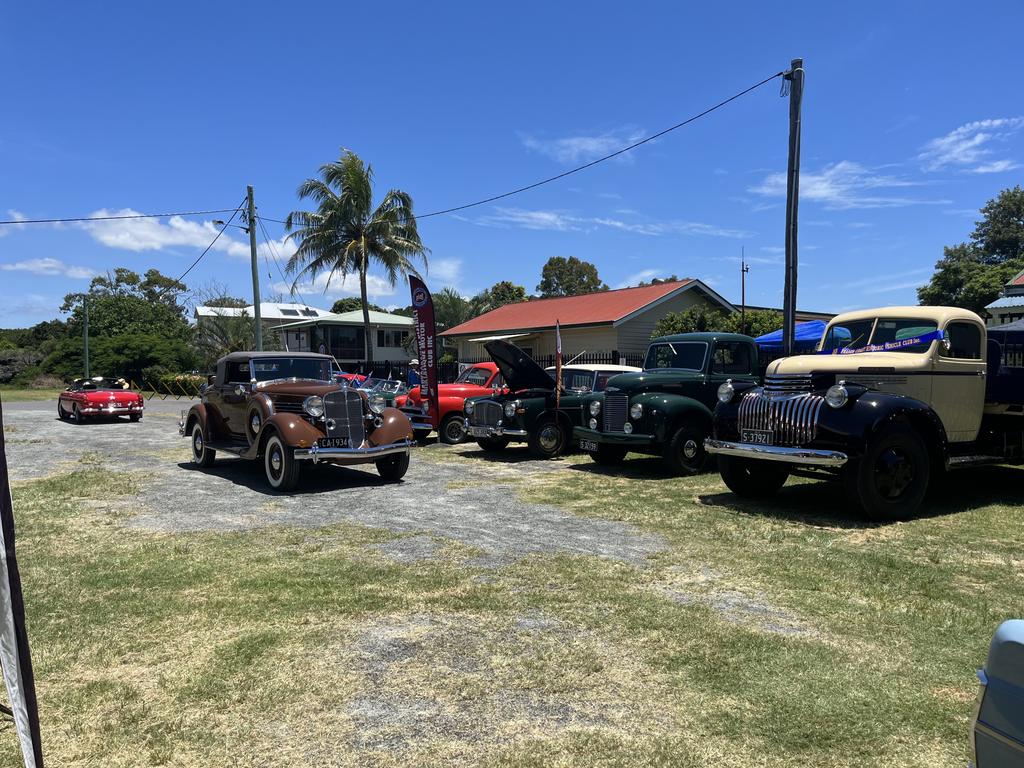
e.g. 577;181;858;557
190;422;217;468
844;424;929;521
415;431;431;447
376;452;410;481
663;423;708;475
718;456;788;498
590;444;627;466
528;418;567;459
264;433;300;491
476;437;509;452
439;413;467;444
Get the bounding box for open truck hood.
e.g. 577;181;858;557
485;340;556;393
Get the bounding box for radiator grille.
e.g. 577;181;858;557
738;391;824;446
763;373;813;396
324;390;366;446
269;396;305;415
602;394;628;432
471;401;503;427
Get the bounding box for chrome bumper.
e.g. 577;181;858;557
82;406;142;415
465;421;528;439
295;439;413;464
704;439;848;467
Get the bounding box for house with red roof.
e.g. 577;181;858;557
440;279;735;361
985;268;1024;326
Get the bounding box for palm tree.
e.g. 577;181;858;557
284;151;428;364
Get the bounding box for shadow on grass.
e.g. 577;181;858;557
565;454;682;480
176;459;401;496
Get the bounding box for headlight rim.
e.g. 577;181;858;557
368;394;386;414
302;395;325;419
825;382;849;409
629;402;643;420
503;400;518;418
717;379;736;404
464;399;475;415
589;400;601;416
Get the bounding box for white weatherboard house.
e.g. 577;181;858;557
985;268;1024;326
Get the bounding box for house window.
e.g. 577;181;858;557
377;329;409;348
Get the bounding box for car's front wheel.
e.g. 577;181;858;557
376;452;410;481
528;418;567;459
718;456;788;498
72;404;84;424
663;423;708;475
439;413;466;445
263;433;300;491
57;401;69;421
190;422;216;468
129;414;141;423
844;424;929;521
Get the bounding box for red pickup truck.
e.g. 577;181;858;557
395;362;505;444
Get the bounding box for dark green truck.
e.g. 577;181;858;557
573;332;759;474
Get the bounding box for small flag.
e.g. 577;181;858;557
555;319;563;409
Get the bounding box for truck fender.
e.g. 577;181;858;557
847;392;949;468
631;392;713;441
185;403;220;440
245;393;275;444
370;407;414;446
261;413;325;453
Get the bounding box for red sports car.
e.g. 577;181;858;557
394;362;505;444
58;377;145;423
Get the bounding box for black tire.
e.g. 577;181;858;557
190;422;216;468
129;414;141;423
415;431;431;447
844;424;930;521
72;404;84;424
663;423;708;475
718;456;788;499
476;436;510;452
57;401;69;421
376;451;410;481
439;413;466;445
590;444;627;466
263;433;300;491
528;418;567;459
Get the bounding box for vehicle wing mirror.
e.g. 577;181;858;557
941;330;952;354
207;374;216;385
234;384;247;397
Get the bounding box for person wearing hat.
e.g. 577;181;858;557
407;358;421;387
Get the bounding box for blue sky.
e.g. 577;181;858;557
2;1;1023;326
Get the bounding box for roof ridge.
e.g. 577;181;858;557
491;278;693;309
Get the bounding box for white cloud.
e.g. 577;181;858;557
615;268;662;289
918;118;1024;172
817;267;932;293
0;293;54;319
520;126;645;164
79;209;252;258
476;207;753;239
274;270;398;301
750;161;947;210
0;209;27;237
428;257;463;287
0;257;95;279
760;246;784;254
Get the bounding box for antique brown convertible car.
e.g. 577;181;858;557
179;352;413;490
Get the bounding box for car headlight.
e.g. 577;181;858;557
589;400;601;416
250;412;262;434
630;403;643;420
717;380;735;404
504;400;518;418
465;400;475;415
369;394;386;414
588;418;597;429
303;395;325;418
623;422;633;434
825;382;849;409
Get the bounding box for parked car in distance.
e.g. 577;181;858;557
464;341;640;459
58;377;144;423
395;361;505;445
971;619;1024;766
707;305;1024;520
180;351;413;490
358;377;409;407
573;333;760;474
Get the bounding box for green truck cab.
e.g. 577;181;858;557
573;332;759;474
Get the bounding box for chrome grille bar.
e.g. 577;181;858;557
324;390;366;446
763;373;813;395
738;390;824;446
602;394;628;432
471;401;503;427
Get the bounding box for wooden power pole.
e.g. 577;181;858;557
247;185;263;351
83;295;90;379
782;58;804;358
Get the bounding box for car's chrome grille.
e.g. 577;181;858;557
738;391;824;446
764;373;813;395
602;394;628;432
324;390;366;446
472;401;503;427
270;397;305;415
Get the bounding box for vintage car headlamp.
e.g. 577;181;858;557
589;400;601;416
464;400;475;416
504;400;518;418
588;418;597;429
368;394;386;414
717;380;735;404
249;412;262;434
825;382;849;409
629;403;643;420
623;422;633;434
303;395;325;419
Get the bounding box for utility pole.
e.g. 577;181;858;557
740;248;749;335
782;57;804;358
83;295;90;379
247;185;263;351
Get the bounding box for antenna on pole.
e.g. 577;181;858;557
782;58;804;358
740;247;750;335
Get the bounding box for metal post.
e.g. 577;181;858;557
740;248;749;335
247;185;263;351
83;295;90;379
782;58;804;358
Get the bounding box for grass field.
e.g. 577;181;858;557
0;387;63;402
6;448;1020;767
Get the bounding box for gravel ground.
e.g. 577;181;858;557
3;397;665;567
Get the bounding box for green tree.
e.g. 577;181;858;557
61;268;191;341
651;307;781;339
469;281;528;315
285;150;428;363
636;274;681;287
203;296;249;309
434;287;473;333
918;186;1024;313
331;297;386;314
537;256;608;297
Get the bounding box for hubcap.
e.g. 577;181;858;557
539;425;561;452
447;421;464;441
683;439;698;459
874;448;914;499
193;430;203;455
270;448;282;473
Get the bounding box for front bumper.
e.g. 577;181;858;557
465;420;529;439
399;407;433;432
572;426;655;447
704;439;848;467
296;439;413;464
81;405;143;415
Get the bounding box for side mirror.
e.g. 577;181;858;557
234;384;246;397
941;330;952;354
207;374;216;385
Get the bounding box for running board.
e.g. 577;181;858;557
947;455;1006;469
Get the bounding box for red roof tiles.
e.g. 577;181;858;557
441;280;697;336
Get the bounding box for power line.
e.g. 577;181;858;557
259;70;784;226
256;215;315;309
158;200;246;296
0;208;239;226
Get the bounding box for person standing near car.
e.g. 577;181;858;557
407;358;421;387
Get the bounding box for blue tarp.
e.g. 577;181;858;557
754;320;828;351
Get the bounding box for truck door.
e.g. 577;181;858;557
933;321;986;443
709;340;757;405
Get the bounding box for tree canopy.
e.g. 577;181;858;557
470;281;528;315
918;186;1024;313
537;257;608;297
652;306;781;339
331;297;386;314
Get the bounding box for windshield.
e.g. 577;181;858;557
559;370;596;393
361;378;404;394
76;378;128;391
644;342;708;371
455;366;492;386
821;318;939;354
251;357;332;382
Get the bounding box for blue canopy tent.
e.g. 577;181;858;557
754;320;828;352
